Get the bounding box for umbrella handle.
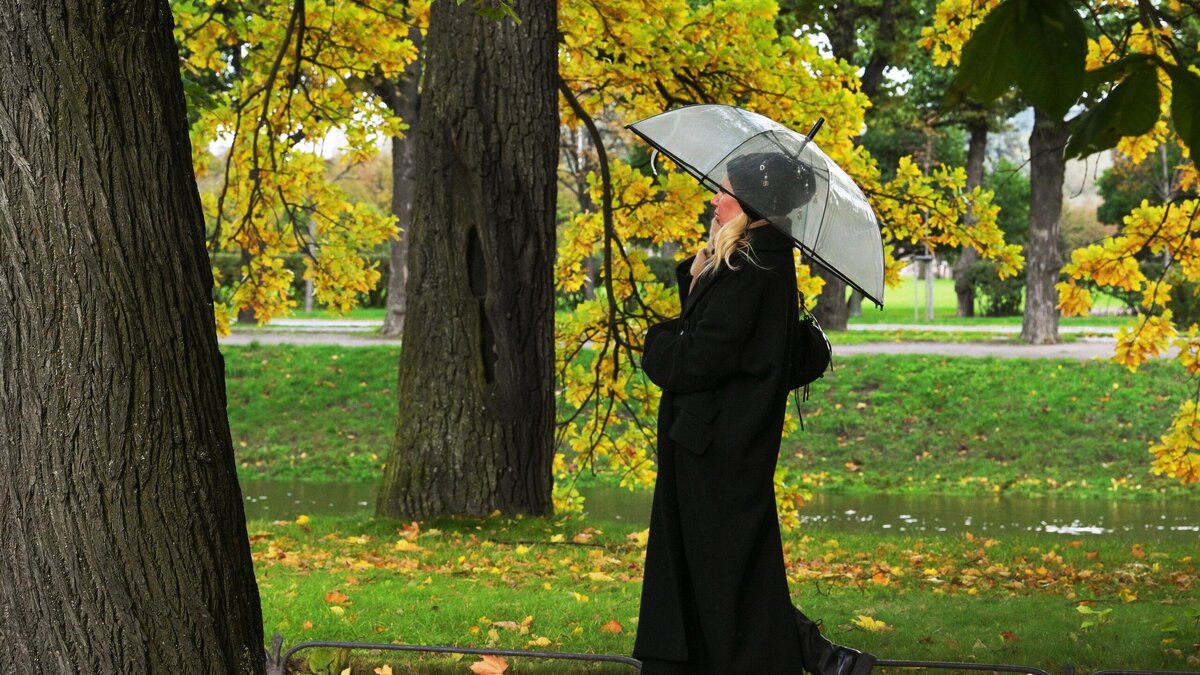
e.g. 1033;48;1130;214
649;148;659;176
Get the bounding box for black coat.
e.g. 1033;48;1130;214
633;224;804;674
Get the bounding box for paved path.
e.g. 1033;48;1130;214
218;323;1154;360
848;322;1119;335
834;339;1128;360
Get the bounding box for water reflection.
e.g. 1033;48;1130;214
239;480;1199;543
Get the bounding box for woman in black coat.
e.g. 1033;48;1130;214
632;153;874;675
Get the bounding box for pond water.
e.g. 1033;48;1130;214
240;480;1200;543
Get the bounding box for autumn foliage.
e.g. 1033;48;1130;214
174;0;428;331
922;0;1199;484
554;0;1020;517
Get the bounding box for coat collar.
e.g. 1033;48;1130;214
745;221;794;251
681;224;794;317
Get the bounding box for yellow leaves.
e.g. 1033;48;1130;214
1149;400;1200;484
1114;312;1177;371
179;0;412;331
1056;281;1093;318
852;615;893;632
393;540;424;552
295;514;311;526
626;528;649;547
570;591;590;603
918;0;1002;67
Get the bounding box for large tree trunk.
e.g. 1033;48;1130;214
376;0;558;519
0;1;264;672
380;28;424;338
953;119;989;317
811;270;849;331
1021;108;1069;344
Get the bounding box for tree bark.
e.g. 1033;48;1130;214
380;27;423;338
953;119;989;317
810;271;849;330
376;0;558;519
1021;108;1069;344
0;1;264;672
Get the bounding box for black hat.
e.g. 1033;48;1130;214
724;152;817;219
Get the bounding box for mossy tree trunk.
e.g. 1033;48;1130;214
0;1;264;672
376;0;558;519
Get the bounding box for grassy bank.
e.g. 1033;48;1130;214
255;514;1199;673
223;344;1192;497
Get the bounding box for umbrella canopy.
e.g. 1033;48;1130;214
626;104;885;307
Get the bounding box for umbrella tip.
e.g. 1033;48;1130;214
806;118;825;140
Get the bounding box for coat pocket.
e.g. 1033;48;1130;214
669;390;719;455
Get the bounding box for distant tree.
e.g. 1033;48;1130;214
0;0;263;670
929;0;1200;483
174;0;421;329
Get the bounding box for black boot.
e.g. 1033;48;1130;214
794;607;877;675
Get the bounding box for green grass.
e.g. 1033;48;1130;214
283;307;389;320
852;277;1133;327
223;345;1193;498
255;514;1200;673
224;345;398;482
776;355;1192;497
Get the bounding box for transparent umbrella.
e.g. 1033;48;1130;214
626;104;885;307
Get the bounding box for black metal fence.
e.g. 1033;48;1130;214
264;634;1200;675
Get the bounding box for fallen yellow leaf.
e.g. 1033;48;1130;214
852;615;892;633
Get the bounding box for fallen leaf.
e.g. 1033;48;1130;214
1001;631;1018;642
325;590;350;605
295;514;311;526
601;619;624;634
469;654;508;674
852;615;892;632
398;521;420;541
527;636;552;647
374;666;394;675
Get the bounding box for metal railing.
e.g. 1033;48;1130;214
264;634;642;674
265;635;1200;675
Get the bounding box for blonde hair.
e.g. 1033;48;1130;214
696;213;768;280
